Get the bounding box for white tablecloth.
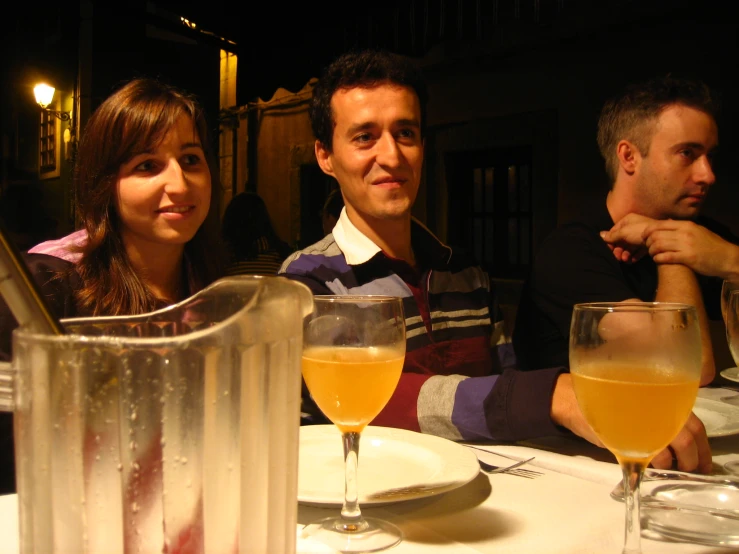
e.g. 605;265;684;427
3;387;739;554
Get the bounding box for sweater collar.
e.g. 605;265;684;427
332;208;452;268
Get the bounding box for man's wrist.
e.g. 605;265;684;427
550;373;574;429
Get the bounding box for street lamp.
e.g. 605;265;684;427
33;83;71;122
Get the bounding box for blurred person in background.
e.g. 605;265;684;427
221;191;293;276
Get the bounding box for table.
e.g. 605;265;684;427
3;387;739;554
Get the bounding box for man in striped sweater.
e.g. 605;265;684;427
280;49;709;471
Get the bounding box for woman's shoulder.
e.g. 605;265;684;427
26;229;88;264
24;253;83;303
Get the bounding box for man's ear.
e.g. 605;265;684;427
315;140;335;177
615;140;641;176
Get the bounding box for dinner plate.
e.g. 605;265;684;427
720;367;739;384
298;425;479;507
693;397;739;438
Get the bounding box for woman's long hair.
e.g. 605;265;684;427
72;77;225;316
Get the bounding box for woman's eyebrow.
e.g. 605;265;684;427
180;142;203;150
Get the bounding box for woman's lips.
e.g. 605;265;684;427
157;205;197;219
157;205;195;214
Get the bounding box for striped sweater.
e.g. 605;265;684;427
280;210;566;442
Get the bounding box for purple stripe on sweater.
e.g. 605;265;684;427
284;252;350;275
451;374;500;440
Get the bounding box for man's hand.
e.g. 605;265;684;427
551;375;712;474
650;412;712;474
643;219;739;280
600;214;658;264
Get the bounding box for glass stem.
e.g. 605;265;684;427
621;460;646;554
340;431;366;531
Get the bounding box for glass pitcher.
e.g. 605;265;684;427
0;275;313;554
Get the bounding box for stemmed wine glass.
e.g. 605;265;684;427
301;295;406;552
721;280;739;324
570;302;702;554
727;289;739;365
722;290;739;475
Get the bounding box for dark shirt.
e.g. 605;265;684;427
0;254;83;361
513;201;737;371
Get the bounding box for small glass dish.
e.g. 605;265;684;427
611;469;739;548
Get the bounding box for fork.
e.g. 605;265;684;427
477;456;542;478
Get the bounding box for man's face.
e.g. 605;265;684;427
315;84;423;228
633;104;718;220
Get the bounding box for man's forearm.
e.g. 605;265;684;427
655;264;715;385
724;243;739;282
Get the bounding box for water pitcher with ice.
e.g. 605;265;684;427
0;275;313;554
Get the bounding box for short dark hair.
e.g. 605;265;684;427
597;75;718;184
309;49;429;152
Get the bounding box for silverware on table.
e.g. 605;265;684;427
463;444;544;478
477;456;543;478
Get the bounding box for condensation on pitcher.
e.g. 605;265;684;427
131;502;140;513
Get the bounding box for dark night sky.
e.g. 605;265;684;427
151;0;739;103
156;0;405;101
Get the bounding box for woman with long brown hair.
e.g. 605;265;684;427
0;77;226;493
16;77;224;320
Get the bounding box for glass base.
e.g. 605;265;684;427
300;515;402;553
724;460;739;475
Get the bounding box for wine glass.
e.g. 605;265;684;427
721;279;739;324
569;302;702;554
723;290;739;475
727;289;739;364
301;295;406;552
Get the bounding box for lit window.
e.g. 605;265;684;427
39;107;60;179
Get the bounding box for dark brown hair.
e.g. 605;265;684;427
597;75;718;184
72;77;224;315
309;49;428;152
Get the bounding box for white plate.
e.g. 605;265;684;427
693;397;739;438
720;367;739;383
298;425;480;507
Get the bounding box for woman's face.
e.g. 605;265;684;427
115;114;211;254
